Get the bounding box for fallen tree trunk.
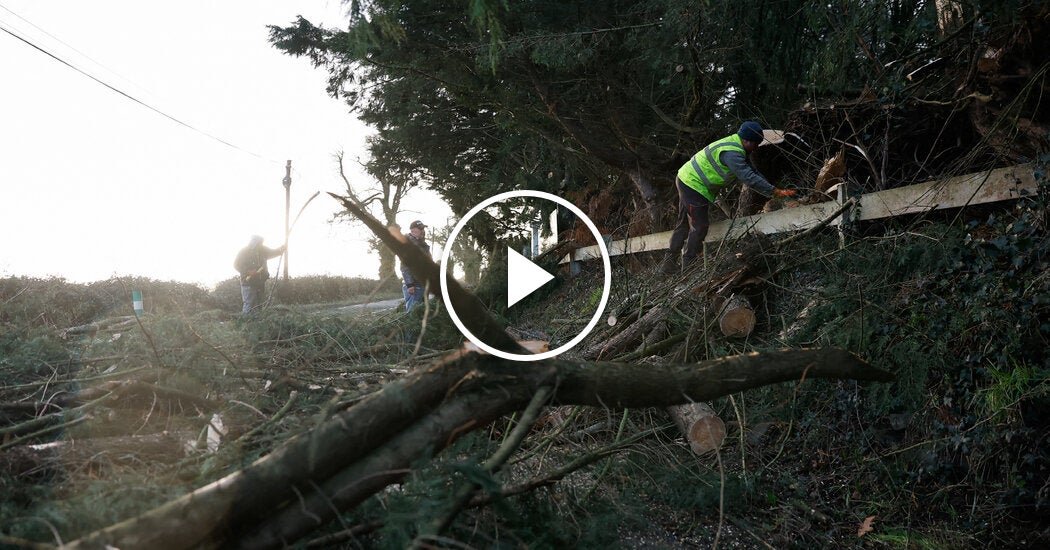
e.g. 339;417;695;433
329;193;527;355
65;347;891;550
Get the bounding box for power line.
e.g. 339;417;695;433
0;21;280;164
0;1;155;99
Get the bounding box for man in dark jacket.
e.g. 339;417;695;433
234;235;285;315
661;120;796;274
401;220;430;312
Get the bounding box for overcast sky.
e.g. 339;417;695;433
0;0;450;286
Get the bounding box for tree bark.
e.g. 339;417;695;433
625;167;661;230
65;348;891;550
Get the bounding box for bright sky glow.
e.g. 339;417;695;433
0;0;451;286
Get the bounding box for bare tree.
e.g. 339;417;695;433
335;150;414;281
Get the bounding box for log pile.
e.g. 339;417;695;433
575;199;864;454
576;233;772;454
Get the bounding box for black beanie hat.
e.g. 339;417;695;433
738;121;764;143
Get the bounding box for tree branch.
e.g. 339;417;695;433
328;192;527;355
66;348;890;549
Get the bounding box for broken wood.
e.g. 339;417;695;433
0;391;115;439
814;149;846;195
1;379;218;417
60;316;137;337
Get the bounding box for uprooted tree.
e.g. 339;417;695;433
64;195;893;550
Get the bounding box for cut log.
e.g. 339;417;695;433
667;402;725;455
717;294;756;338
463;340;550;355
586;235;774;360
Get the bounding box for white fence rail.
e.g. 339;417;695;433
562;164;1038;264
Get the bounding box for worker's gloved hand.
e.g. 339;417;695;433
773;188;797;198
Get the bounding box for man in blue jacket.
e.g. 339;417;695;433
661;121;796;274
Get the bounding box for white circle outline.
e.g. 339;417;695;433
439;190;612;361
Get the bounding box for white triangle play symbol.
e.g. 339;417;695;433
507;247;555;308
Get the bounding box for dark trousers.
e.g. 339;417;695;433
667;178;711;263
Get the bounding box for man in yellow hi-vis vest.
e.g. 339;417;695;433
660;121;796;274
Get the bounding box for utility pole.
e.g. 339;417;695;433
282;160;291;281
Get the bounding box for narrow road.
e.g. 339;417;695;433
337;298;402;312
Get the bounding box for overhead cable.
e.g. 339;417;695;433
0;1;155;98
0;21;280;164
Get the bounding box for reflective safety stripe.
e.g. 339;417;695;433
704;142;739;180
690;155;716;190
678;133;746;202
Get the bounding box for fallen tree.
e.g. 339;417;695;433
56;195;893;550
65;347;891;549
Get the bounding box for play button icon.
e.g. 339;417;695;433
506;248;555;308
440;190;611;361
